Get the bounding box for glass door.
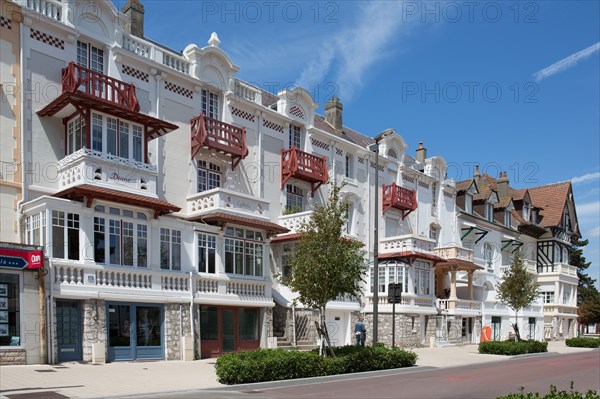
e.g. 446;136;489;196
56;300;82;362
135;306;162;359
222;309;235;353
107;304;132;361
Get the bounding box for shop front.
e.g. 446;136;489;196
199;305;260;358
107;302;164;362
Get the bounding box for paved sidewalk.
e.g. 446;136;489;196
0;341;595;399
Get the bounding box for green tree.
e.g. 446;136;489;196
282;182;366;356
570;239;598;305
496;251;541;341
578;294;600;326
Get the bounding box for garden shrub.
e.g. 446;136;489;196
565;337;600;348
479;340;548;355
215;346;417;384
497;382;599;399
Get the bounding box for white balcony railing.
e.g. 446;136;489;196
537;263;578;277
57;148;158;197
437;298;481;311
279;210;312;234
22;0;71;24
234;80;262;104
380;234;436;254
187;188;270;219
364;294;435;308
435;246;474;262
121;32;192;76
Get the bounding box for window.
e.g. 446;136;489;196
200;306;218;340
491;316;502;341
94;209;148;266
528;317;536;340
531;209;538;224
542;291;555;304
51;211;79;260
289;125;301;149
370;261;409;294
285;184;304;214
414;261;431;296
90;112;144;162
465;193;473;214
197;161;221;192
485;202;494;222
431;182;438;217
160;228;181;270
504;210;511;227
523;202;531;222
345;203;353;235
429;226;438;242
224;227;264;277
0;273;20;346
562;286;571;305
25;211;46;246
484;243;493;271
201;89;220;119
77;40;104;72
238;308;259;341
282;243;295;278
198;233;216;274
345;154;354;179
67;115;86;155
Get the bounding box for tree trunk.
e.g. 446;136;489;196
513;311;521;342
317;307;335;357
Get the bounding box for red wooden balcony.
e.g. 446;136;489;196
382;183;417;219
38;62;177;139
190;113;248;170
281;146;328;197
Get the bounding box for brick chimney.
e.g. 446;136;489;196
324;97;343;131
415;142;427;163
122;0;145;38
497;171;509;198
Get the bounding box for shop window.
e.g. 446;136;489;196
238;308;259;341
0;273;20;346
200;306;218;340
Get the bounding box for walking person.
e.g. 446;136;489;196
355;314;366;347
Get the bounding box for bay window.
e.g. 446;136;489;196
160;228;181;270
198;233;216;274
370;261;409;294
224;227;264;277
414;261;431;296
25;211;46;246
94;207;148;267
90;111;144;162
51;211;79;260
67;115;86;155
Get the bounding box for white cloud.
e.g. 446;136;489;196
588;226;600;238
296;1;415;101
534;41;600;82
577;201;600;217
572;172;600;184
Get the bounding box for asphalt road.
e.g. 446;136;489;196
126;351;600;399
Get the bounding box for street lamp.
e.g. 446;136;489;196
371;128;395;346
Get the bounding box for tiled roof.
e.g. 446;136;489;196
528;181;571;228
54;185;181;216
435;259;484;271
270;232;302;243
379;251;446;264
456;179;474;192
313;114;374;148
474;185;493;201
190;211;289;236
494;197;513;209
510;188;528;201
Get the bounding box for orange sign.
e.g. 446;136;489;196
480;326;492;342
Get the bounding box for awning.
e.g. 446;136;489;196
270;233;303;243
189;211;289;237
38;91;178;140
379;251;446;264
54;184;180;218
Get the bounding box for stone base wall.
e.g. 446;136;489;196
82;299;106;362
273;303;290;338
0;349;27;365
363;313;432;348
165;304;191;361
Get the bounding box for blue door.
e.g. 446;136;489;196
107;303;163;362
56;300;82;362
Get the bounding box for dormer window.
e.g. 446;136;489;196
504;210;511;227
465;193;473;214
531;209;538;224
201;89;220;119
523;202;531;222
485;202;494;222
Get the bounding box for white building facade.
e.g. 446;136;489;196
0;0;580;364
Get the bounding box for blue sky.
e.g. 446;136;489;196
117;1;600;284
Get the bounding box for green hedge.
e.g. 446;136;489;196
479;340;548;356
565;337;600;348
215;346;418;384
497;383;599;399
